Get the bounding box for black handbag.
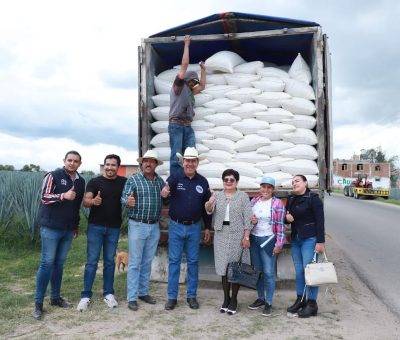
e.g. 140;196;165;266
227;249;261;290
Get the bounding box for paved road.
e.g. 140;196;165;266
325;193;400;318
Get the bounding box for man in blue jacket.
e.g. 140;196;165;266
32;151;85;320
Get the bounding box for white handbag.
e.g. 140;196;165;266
305;251;338;286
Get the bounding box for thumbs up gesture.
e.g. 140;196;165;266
127;191;135;207
92;191;102;206
64;185;76;201
205;191;216;212
161;181;170;198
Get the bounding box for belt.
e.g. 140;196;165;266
171;218;198;226
222;221;230;225
130;218;159;224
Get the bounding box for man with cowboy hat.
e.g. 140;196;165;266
161;147;212;311
121;149;166;311
168;35;206;177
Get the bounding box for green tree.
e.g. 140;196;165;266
0;164;15;171
80;170;95;176
20;164;42;172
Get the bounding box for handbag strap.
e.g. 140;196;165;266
312;251;329;263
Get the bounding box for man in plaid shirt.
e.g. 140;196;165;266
121;150;165;311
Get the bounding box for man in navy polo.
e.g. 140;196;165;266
161;147;211;310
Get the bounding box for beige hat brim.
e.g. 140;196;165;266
176;152;205;161
137;157;163;165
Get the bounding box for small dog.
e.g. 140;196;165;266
115;251;129;272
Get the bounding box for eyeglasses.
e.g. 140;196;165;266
223;178;236;183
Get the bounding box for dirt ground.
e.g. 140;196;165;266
11;236;400;340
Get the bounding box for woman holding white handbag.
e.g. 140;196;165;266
285;175;325;318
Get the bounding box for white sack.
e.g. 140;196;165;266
288;53;312;84
234;152;270;163
279;144;318;160
203;98;241;111
225;162;263;178
206;74;228;85
233;61;264;74
196;143;210;154
194;93;214;107
255;157;294;173
282;114;316;129
255;108;294;123
224;73;261;87
150;106;170;121
194;107;216;120
202;150;233;163
150;133;169;147
204;113;241;126
283;78;315;100
203;138;236;153
157;69;178;81
280;159;319;175
253;92;291;107
202;85;238;98
258;123;296;141
151;120;169;133
207;126;244;141
252;78;285;92
237;176;260;189
225;88;261;103
195;131;214;143
173;63;201;72
281;97;316;115
197;163;227;178
205;51;246;73
256;141;295;156
230;103;268;118
262;171;293;187
231;118;269;134
234;134;271;152
191;120;215;131
156;161;170;176
152;147;170;161
207;177;225;190
256;67;290;79
283;128;318;145
154;77;172;94
152;94;170;107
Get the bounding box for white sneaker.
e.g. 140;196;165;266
77;298;91;311
104;294;118;308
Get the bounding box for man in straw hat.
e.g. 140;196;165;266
168;35;206;177
161;147;212;311
121;150;166;311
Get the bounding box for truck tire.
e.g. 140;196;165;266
344;186;349;196
354;191;359;199
349;186;354;197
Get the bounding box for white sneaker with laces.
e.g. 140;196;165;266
104;294;118;308
77;298;91;311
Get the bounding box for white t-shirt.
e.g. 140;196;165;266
251;198;273;236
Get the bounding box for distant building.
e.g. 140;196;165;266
333;157;390;189
99;164;139;177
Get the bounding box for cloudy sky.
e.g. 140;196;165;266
1;0;399;172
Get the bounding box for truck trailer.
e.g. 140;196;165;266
138;12;332;281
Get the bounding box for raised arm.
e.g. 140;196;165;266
177;35;191;80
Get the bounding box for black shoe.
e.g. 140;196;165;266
298;300;318;318
287;296;307;314
50;297;72;308
128;301;138;311
165;299;177;310
220;297;230;313
187;298;199;310
248;298;265;310
32;303;43;320
227;299;237;315
139;295;156;304
262;303;272;317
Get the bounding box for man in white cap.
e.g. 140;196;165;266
161;147;212;311
168;35;206;177
121;150;166;311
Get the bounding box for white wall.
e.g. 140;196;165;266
333;175;390;189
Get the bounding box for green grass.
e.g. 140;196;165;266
0;232;128;337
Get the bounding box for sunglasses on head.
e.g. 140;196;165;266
223;178;236;183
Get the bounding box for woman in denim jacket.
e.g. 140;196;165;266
285;174;325;318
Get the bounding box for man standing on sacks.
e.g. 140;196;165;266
168;35;206;177
121;150;166;311
161;147;212;310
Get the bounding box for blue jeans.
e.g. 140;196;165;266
35;226;74;304
127;220;160;302
168;122;195;177
81;224;120;298
167;220;201;299
250;235;277;304
291;236;319;300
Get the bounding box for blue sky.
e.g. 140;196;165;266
1;0;399;171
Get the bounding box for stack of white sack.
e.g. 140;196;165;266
151;52;319;188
